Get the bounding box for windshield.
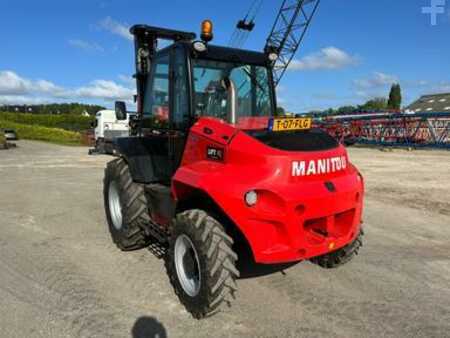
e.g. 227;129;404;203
192;59;273;128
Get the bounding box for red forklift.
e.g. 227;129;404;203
103;20;364;318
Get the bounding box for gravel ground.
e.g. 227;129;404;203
0;141;449;338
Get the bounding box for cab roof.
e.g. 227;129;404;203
130;24;271;66
159;41;271;66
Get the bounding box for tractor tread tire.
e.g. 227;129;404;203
104;158;150;251
165;209;239;319
310;230;364;269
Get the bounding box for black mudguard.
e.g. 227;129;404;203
113;137;171;184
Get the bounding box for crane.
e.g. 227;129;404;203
265;0;321;86
229;0;263;48
231;0;320;86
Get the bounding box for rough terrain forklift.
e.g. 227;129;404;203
103;20;364;318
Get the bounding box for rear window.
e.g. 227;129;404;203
249;128;339;152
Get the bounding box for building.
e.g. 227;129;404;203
407;93;450;113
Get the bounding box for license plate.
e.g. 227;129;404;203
269;117;312;132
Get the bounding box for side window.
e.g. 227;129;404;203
143;54;170;125
173;47;189;129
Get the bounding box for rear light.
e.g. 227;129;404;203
244;191;258;207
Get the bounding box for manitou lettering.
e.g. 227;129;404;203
292;156;347;176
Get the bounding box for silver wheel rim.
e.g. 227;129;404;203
108;181;123;230
174;234;201;297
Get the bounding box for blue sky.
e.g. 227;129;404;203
0;0;449;112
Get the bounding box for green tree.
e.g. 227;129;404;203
276;106;286;116
359;97;388;111
387;83;402;110
336;105;357;115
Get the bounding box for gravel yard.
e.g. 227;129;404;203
0;141;449;338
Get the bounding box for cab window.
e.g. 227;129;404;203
172;46;190;129
143;53;170;127
192;59;273;122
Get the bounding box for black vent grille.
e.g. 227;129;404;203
249;128;339;152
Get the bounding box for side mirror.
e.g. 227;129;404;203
115;101;127;121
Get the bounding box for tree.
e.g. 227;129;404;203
359;97;387;111
276;106;286;116
2;103;106;115
337;105;357;115
387;83;402;110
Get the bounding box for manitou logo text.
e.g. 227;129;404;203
292;156;347;177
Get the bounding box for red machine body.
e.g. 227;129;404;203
172;117;364;264
104;15;365;318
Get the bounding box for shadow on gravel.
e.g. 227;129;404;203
235;239;301;279
131;316;167;338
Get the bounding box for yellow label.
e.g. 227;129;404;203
271;118;312;132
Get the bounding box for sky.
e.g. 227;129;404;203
0;0;449;113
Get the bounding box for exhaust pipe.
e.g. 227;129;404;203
222;77;238;124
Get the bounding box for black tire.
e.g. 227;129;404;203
310;230;364;269
165;210;239;319
104;158;150;251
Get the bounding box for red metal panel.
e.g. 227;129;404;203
173;117;364;264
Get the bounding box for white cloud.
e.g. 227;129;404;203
0;95;50;105
118;74;136;87
0;71;31;95
74;80;134;101
99;17;132;41
68;39;104;52
288;47;359;71
0;71;65;96
353;72;398;90
0;70;134;105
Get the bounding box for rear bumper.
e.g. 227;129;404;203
211;172;364;264
248;205;363;264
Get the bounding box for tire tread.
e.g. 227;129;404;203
165;209;239;319
104;158;150;251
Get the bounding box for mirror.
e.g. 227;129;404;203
115;101;127;120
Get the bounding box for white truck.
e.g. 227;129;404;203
90;109;134;155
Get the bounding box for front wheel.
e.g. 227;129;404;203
165;210;239;319
103;158;150;251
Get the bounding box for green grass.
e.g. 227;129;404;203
0;112;94;132
0;120;83;145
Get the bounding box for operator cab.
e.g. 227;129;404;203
138;39;276;132
113;21;279;183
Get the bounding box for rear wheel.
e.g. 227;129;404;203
165;210;239;319
310;230;364;269
104;158;150;251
